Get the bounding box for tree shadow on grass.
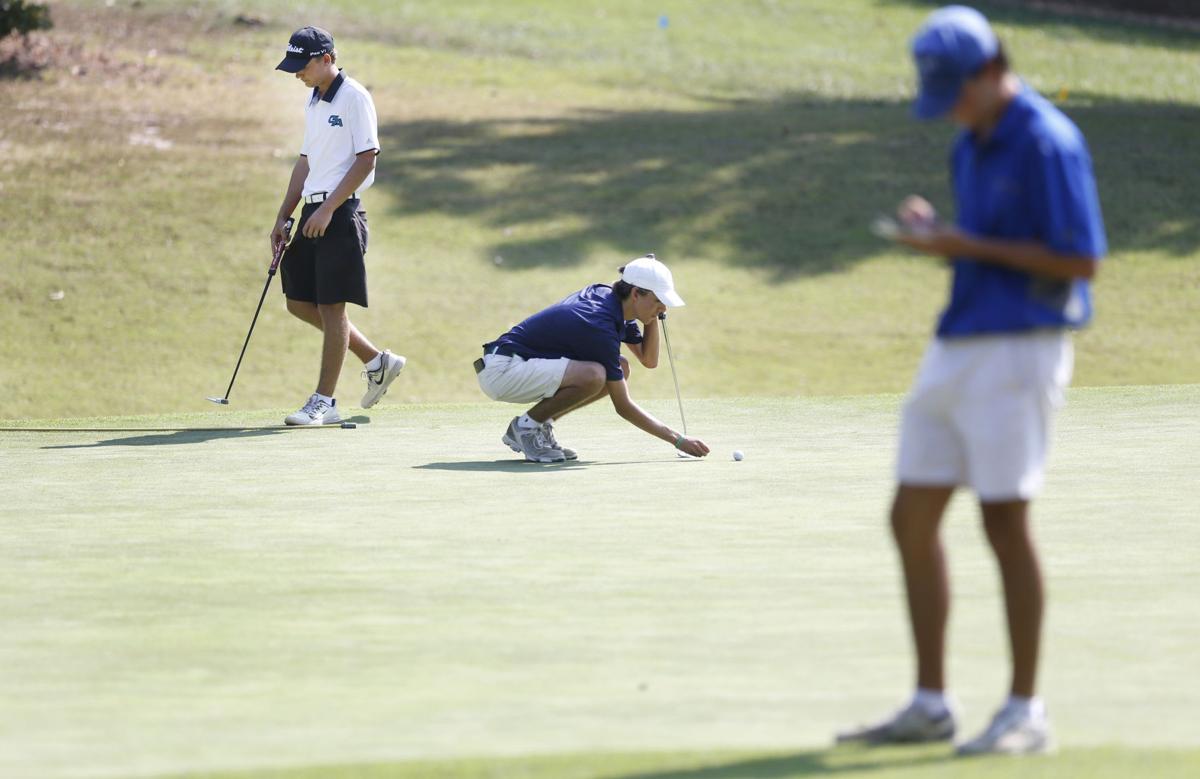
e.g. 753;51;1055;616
379;92;1200;280
877;0;1200;50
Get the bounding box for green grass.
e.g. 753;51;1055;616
2;387;1198;777
2;1;1199;418
171;745;1200;778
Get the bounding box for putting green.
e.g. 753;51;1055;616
2;387;1198;778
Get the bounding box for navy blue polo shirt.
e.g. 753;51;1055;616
487;284;644;381
938;85;1106;337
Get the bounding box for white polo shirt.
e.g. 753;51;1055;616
300;71;379;197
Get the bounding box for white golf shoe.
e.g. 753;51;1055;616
285;394;342;426
836;701;957;745
957;703;1053;756
361;350;406;409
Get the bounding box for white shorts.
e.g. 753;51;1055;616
896;331;1073;502
476;353;569;404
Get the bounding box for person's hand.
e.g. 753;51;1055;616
897;195;938;234
895;224;970;258
302;204;334;238
676;436;710;458
271;218;288;253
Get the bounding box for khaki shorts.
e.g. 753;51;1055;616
477;353;570;404
896;331;1073;502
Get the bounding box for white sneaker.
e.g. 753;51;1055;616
836;702;957;745
361;350;406;408
501;417;565;463
285;394;342;426
957;704;1053;756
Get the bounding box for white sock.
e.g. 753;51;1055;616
912;687;949;717
517;414;541;429
315;393;334;406
364;352;383;371
1005;695;1044;719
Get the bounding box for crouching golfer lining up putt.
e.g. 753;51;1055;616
476;256;710;463
271;26;406;426
838;6;1106;756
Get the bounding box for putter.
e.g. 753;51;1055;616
658;312;690;458
207;218;294;405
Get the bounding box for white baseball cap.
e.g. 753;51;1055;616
621;254;685;308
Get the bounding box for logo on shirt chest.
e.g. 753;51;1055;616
328;115;343;127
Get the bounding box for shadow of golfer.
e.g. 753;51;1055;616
413;458;699;472
38;416;371;449
42;428;288;449
606;744;953;779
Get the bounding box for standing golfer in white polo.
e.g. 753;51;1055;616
271;26;406;426
837;6;1106;755
476;255;710;463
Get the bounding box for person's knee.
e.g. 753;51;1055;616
317;302;347;323
981;506;1029;558
890;490;942;552
583;363;606;392
286;298;316;320
890;500;918;548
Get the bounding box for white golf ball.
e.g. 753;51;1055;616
733;450;744;461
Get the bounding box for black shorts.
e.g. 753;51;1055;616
280;200;369;307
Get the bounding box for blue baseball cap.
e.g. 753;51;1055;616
276;26;335;73
910;6;999;119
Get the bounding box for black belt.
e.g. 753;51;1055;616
474;345;517;374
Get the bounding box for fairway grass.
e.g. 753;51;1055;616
172;744;1200;779
3;387;1198;778
3;1;1200;418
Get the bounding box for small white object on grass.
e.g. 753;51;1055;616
870;215;901;239
733;450;744;461
49;290;65;301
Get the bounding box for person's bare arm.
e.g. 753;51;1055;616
300;151;377;239
607;378;708;457
633;317;660;368
271;156;309;250
898;229;1099;280
894;194;1100;280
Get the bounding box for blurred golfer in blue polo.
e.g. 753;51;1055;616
838;6;1106;755
475;255;709;463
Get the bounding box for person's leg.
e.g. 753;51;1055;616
525;361;605;423
286;298;379;363
980;499;1042;698
316;302;349;397
550;356;631;420
891;484;956;692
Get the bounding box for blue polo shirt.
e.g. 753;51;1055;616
938;85;1106;338
486;284;644;381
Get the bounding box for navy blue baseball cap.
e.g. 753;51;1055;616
276;26;335;73
910;6;999;119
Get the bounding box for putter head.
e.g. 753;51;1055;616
206;397;230;405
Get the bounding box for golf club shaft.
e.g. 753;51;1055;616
217;220;293;402
219;275;274;402
660;316;687;436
